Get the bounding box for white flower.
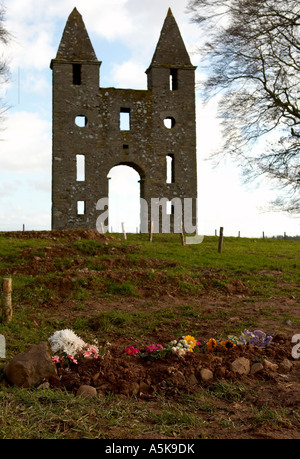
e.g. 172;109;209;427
49;329;86;358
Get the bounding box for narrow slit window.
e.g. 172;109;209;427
166;201;174;215
170;69;178;91
76;155;85;181
77;201;85;215
166;154;175;183
73;64;82;86
120;108;131;131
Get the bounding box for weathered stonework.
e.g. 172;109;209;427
50;8;197;232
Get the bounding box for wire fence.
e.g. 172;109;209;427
0;224;299;240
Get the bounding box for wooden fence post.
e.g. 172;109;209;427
180;221;186;246
149;221;154;242
1;278;12;324
218;227;224;254
121;222;127;240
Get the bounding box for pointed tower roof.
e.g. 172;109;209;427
54;8;98;62
149;8;195;69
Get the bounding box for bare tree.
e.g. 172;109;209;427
187;0;300;214
0;3;10;124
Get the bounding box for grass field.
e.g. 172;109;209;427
0;230;299;439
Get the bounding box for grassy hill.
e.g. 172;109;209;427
0;230;299;439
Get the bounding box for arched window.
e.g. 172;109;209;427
107;165;141;233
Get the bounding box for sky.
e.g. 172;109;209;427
0;0;299;237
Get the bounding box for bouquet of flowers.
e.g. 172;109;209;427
125;335;200;361
206;329;273;351
48;329;108;367
170;335;198;357
236;329;273;347
49;329;86;365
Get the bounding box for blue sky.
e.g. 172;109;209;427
0;0;299;236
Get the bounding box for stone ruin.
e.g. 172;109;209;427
50;8;197;233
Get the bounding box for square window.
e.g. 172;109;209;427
120;108;131;131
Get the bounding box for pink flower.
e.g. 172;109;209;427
88;345;99;354
146;344;163;354
52;356;60;364
84;345;100;359
68;356;78;364
125;345;140;356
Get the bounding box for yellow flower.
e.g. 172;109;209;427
206;338;218;350
220;340;236;350
184;335;197;350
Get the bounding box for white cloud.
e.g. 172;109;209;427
0;180;20;198
0;111;51;172
4;0;201;70
110;60;148;90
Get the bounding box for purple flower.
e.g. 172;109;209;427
253;330;266;338
258;335;273;347
243;329;253;338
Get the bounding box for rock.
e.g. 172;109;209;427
139;381;155;394
76;385;97;398
4;342;57;388
200;368;213;382
263;359;278;372
37;382;50;390
187;373;198;386
250;362;264;375
278;358;293;374
231;357;250;375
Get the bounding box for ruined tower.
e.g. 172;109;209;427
50;8;197;232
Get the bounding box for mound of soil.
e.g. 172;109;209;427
48;334;300;409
